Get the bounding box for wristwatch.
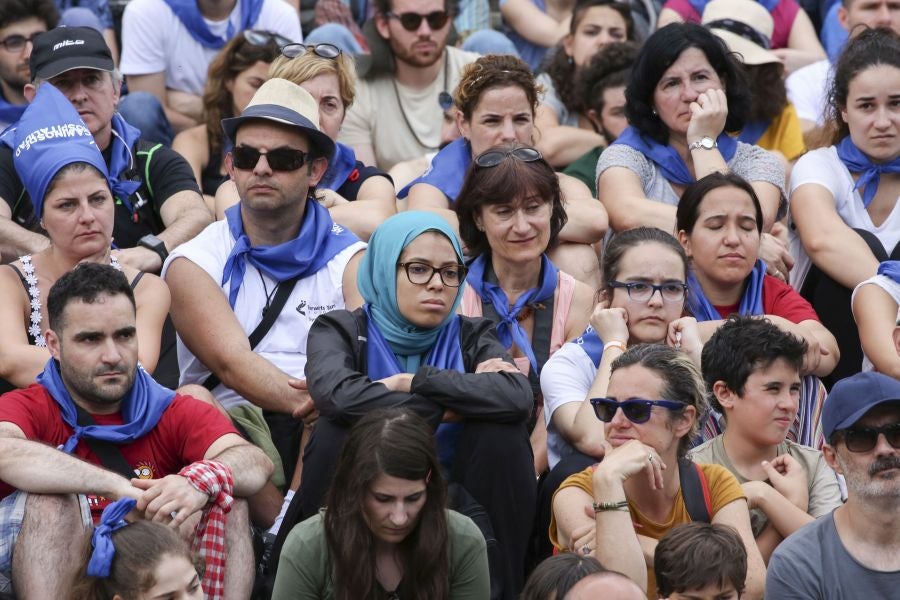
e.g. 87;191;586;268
137;234;168;265
688;136;718;151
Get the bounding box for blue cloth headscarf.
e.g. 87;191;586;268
86;497;137;578
613;126;738;186
318;142;357;191
835;136;900;208
398;137;472;202
37;358;175;454
877;261;900;284
686;259;767;320
466;253;558;375
221;200;359;309
0;84;109;220
162;0;264;49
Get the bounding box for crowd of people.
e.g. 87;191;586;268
0;0;898;598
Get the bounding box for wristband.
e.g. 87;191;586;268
603;340;626;353
593;500;630;513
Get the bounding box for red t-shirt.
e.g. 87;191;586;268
0;385;238;518
713;274;820;323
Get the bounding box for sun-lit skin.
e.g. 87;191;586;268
362;473;428;545
563;5;629;67
652;47;725;140
840;64;900;164
457;85;534;156
395;231;462;329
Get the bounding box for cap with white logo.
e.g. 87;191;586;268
29;26;114;82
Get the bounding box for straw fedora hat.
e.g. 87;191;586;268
702;0;780;66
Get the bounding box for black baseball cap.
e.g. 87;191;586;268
29;27;114;82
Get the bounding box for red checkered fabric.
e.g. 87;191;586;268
179;460;234;600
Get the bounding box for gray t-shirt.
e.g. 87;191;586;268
537;73;579;128
767;511;900;598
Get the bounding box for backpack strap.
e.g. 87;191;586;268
679;459;713;523
74;405;136;480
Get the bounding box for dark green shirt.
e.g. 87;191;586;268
562;146;604;197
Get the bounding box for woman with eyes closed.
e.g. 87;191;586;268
0;84;169;394
597;23;792;280
677;172;838;446
402;53;608;288
295;211;535;597
273;408;490;600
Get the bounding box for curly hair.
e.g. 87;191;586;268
744;62;788;123
543;0;634;114
453;54;542;121
576;41;639;116
203;32;281;161
626;23;751;143
268;49;357;110
0;0;57;30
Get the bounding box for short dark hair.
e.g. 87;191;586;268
48;262;135;331
455;142;566;257
676;172;764;236
373;0;455;16
601;227;688;294
0;0;58;30
576;41;639;117
701;316;807;413
625;23;750;144
655;522;747;597
521;554;607;600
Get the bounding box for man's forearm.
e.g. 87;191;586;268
158;199;213;252
210;444;273;497
0;217;49;262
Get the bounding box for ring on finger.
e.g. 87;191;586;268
648;453;654;463
581;545;591;555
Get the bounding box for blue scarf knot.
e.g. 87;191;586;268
686;259;767;320
835;136;900;208
106;113;143;212
87;497;137;577
398;137;471;203
877;261;900;284
318;142;358;191
37;358;175;454
162;0;264;49
613;126;738;186
466;253;558;375
221;201;359;309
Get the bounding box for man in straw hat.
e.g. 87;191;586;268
163;78;366;535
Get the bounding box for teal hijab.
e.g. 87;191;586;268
357;212;466;365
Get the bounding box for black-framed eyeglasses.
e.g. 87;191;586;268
474;147;543;169
837;424;900;453
386;10;450;31
397;262;467;287
608;281;687;303
590;398;686;424
280;42;342;60
0;32;42;53
231;145;309;171
243;30;292;48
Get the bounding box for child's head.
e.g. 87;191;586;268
655;522;747;600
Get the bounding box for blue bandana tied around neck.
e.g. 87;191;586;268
466;253;558;375
877;261;900;284
835;136;900;208
36;358;175;454
736;120;769;146
106;114;143;213
398;137;471;203
686;259;767;320
87;497;137;578
221;200;359;309
613;126;738;186
318;142;357;191
162;0;264;49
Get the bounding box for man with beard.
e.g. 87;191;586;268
767;371;900;598
0;263;272;598
0;0;57;129
339;0;479;171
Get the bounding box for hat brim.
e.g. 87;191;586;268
32;56;114;81
222;104;335;161
827;397;900;438
712;29;780;66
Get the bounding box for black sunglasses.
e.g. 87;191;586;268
243;30;292;48
386;10;450;31
590;398;686;424
838;424;900;453
280;43;342;60
474;147;543;168
0;32;42;53
231;146;309;171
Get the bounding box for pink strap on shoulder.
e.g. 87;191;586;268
461;284;483;317
550;271;577;355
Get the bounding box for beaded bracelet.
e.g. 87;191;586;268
593;500;629;513
603;340;626;353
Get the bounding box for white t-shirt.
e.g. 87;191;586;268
852;274;900;372
786;59;831;126
789;146;900;290
339;46;479;171
162;220;365;410
120;0;302;96
541;340;598;469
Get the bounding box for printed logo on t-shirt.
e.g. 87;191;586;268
296;300;336;319
87;460;159;521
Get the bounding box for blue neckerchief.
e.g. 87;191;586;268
686;259;767;320
0;93;25;129
736;120;769;146
86;498;136;578
357;212;466;359
613;126;738;186
398;138;471;203
877;261;900;284
37;359;175;454
162;0;264;49
0;84;109;220
466;253;558;375
572;325;605;369
689;0;778;16
106;114;143;213
318;142;357;191
222;201;359;309
835;136;900;208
